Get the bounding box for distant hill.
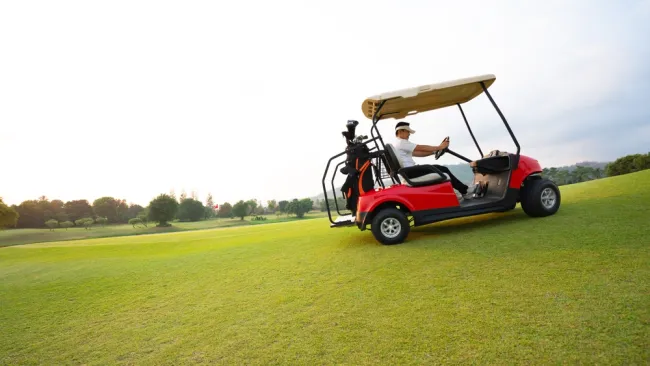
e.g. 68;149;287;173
553;161;609;171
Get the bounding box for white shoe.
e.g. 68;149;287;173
454;189;464;202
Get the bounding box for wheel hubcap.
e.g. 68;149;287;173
380;218;401;239
540;187;557;209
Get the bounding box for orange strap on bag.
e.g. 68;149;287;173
357;161;371;196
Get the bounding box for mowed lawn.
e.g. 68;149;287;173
1;171;649;365
0;212;328;248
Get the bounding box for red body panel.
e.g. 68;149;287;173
357;180;460;214
357;154;542;221
509;155;542;188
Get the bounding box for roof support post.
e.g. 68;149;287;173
480;81;520;155
370;100;400;184
370;100;387;153
457;103;483;158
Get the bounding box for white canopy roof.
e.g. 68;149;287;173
361;74;496;120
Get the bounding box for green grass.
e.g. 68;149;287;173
0;212;327;248
1;171;649;365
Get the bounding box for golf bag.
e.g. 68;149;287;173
340;138;375;216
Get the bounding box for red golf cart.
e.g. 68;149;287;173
322;74;561;245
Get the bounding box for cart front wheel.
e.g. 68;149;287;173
520;178;561;217
371;208;410;245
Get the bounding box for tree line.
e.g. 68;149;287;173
1;152;647;230
0;190;316;230
542;152;649;186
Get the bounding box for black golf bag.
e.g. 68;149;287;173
339;121;375;216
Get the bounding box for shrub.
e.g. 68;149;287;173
45;219;58;231
605;153;650;176
75;217;94;230
60;221;74;230
137;213;148;227
128;217;144;228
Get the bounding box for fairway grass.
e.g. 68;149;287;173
0;212;328;248
1;171;649;364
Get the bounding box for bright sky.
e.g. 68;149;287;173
2;0;649;207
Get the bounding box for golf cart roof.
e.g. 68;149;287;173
361;74;496;120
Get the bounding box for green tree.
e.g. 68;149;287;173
148;194;179;227
15;200;44;228
37;196;52;222
606;153;650;176
245;199;258;216
55;211;69;223
287;198;313;218
267;200;277;213
571;166;591;183
218;202;233;218
556;170;569;185
255;205;265;215
0;198;19;229
232;200;249;220
177;198;205;222
60;221;73;230
93;197;128;223
39;199;65;223
593;168;604;179
205;193;215;219
127;204;144;220
278;200;289;213
137;212;149;227
633;153;650;171
63;200;94;223
45;219;59;231
75;217;94;230
95;217;108;227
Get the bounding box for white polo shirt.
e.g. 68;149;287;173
394;137;417;167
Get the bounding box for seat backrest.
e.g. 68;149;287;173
383;143;404;176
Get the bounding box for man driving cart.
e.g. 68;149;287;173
394;121;484;198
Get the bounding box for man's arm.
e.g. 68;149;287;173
412;141;448;157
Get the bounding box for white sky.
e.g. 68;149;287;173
1;0;649;207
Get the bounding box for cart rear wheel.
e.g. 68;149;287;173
371;208;410;245
520;178;561;217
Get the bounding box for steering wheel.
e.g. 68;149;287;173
435;136;449;160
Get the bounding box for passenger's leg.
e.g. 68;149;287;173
434;165;469;194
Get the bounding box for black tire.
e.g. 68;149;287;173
371;208;410;245
520;178;561;217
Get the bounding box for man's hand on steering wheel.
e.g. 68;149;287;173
435;136;449;160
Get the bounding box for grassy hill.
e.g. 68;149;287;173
0;212;328;248
1;170;648;364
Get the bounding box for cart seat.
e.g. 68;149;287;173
408;173;446;184
384;143;448;187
